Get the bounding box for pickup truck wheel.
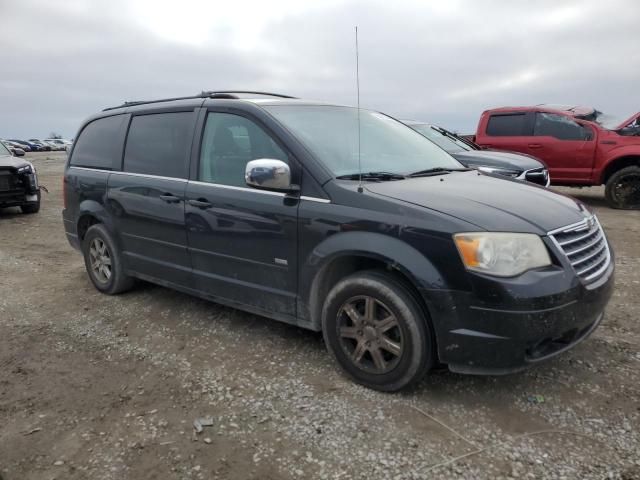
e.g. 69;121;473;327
82;224;134;295
605;166;640;209
20;191;41;214
322;270;433;392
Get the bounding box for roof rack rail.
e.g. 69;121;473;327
103;94;205;111
201;90;297;99
102;90;296;111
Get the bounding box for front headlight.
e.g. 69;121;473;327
477;166;520;178
17;165;33;174
453;232;551;277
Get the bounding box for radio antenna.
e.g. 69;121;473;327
355;26;363;193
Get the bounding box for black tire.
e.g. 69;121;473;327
605;166;640;209
20;191;41;214
82;224;134;295
322;270;434;392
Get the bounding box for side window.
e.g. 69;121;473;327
486;113;527;136
70;115;127;169
124;112;193;178
199;112;288;186
534;113;592;140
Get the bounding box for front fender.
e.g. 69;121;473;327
300;231;446;330
598;147;640;183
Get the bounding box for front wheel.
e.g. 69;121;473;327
322;270;434;392
605;166;640;209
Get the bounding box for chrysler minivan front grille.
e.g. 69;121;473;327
549;216;611;283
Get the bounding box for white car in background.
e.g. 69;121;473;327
44;138;73;151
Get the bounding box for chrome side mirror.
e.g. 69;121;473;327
245;159;292;191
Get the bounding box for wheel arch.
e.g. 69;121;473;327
76;199;116;241
600;154;640;184
300;232;445;334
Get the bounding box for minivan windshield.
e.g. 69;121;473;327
264;105;463;177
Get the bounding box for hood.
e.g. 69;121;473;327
616;112;640;130
0;154;31;169
452;150;544;172
365;171;589;234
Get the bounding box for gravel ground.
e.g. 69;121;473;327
1;152;639;480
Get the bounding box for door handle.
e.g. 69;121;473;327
159;194;180;203
188;198;212;209
528;143;542;148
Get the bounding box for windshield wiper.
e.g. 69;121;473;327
433;126;476;148
336;171;407;181
408;167;471;177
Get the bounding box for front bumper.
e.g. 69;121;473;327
422;258;614;375
0;171;39;207
0;191;39;207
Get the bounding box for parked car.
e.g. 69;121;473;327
8;139;41;152
44;138;72;151
3;140;31;153
473;106;640;209
44;140;66;151
63;91;614;391
2;141;26;156
0;140;41;213
405;121;549;187
28;139;53;151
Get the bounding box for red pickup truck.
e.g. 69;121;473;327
473;105;640;209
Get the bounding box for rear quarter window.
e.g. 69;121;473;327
486;113;528;136
123;112;193;179
70;115;127;169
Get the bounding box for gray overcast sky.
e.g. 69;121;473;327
1;0;638;138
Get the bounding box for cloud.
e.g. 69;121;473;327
0;0;637;137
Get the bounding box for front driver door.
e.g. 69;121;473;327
185;111;299;317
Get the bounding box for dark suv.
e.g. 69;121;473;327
0;141;41;213
62;91;614;391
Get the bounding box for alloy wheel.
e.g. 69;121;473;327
336;295;404;374
89;238;112;284
613;172;640;207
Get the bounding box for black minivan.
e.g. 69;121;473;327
62;91;614;391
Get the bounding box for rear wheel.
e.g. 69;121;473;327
605;166;640;209
82;224;134;294
322;270;434;391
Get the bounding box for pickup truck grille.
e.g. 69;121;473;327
549;216;610;283
0;176;10;191
0;170;17;192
